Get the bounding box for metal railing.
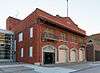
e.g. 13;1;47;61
42;32;58;41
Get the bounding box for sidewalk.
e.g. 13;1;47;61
0;61;100;73
0;64;76;73
23;61;100;73
0;64;38;73
41;61;100;70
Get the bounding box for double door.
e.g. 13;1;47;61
44;52;55;64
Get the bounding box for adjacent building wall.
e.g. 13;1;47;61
0;29;15;62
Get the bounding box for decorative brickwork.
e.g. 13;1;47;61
6;8;86;64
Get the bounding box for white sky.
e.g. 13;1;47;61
0;0;100;35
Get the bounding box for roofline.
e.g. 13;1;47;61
39;17;86;36
7;8;86;36
35;8;86;35
7;16;21;21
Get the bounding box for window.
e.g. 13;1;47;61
72;34;77;43
29;46;33;57
30;27;33;38
20;48;23;57
80;37;84;43
61;33;66;41
74;35;77;43
18;32;23;42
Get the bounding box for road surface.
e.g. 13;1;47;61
71;65;100;73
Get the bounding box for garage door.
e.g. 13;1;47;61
59;50;66;63
79;49;84;61
70;50;76;62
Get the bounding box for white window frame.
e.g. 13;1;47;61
29;46;33;57
30;27;33;38
18;32;23;42
21;48;23;57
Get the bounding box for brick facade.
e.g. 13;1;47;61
86;34;100;61
6;8;86;64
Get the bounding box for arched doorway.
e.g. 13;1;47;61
58;45;69;63
70;49;77;62
79;48;85;62
42;45;56;64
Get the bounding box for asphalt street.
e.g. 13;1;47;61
71;65;100;73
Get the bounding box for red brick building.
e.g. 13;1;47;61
86;34;100;61
6;8;86;65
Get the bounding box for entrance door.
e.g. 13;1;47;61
79;49;84;61
44;52;55;64
70;50;76;62
59;50;66;63
43;45;55;64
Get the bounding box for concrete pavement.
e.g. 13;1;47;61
0;62;100;73
70;65;100;73
41;62;100;70
0;65;39;73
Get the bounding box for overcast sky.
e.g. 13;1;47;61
0;0;100;35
